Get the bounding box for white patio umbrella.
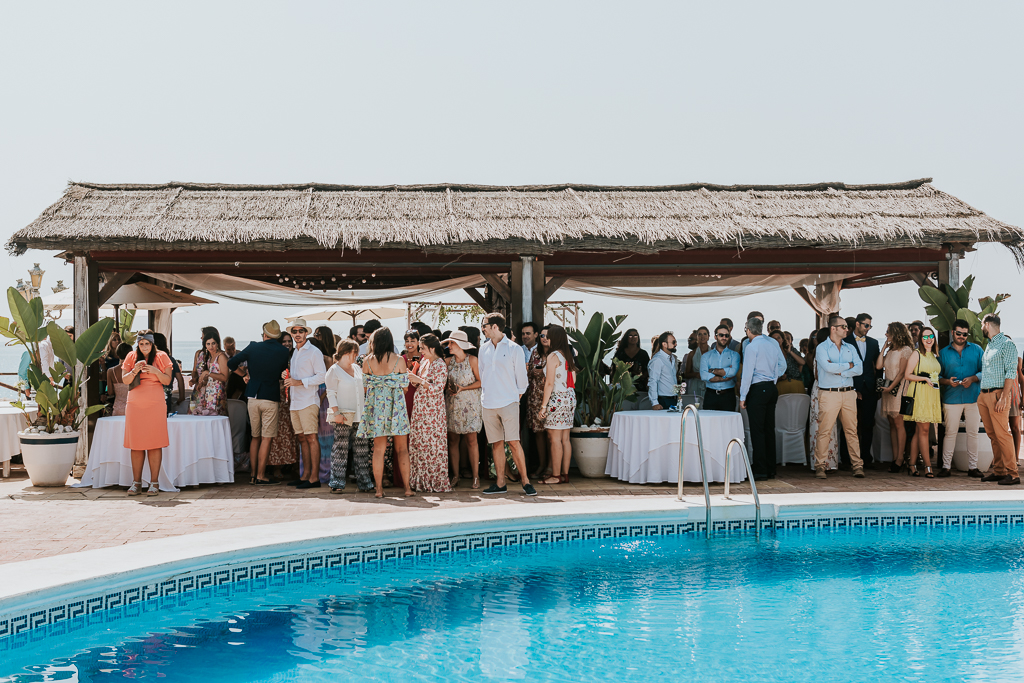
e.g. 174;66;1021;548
285;303;406;326
42;282;215;311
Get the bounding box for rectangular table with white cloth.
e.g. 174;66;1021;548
1;402;38;477
605;409;748;484
75;415;234;492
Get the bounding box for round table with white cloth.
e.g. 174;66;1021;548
1;402;38;476
605;409;748;484
74;415;234;492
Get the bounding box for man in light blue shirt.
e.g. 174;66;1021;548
739;317;787;479
700;324;741;412
813;314;864;479
648;331;678;410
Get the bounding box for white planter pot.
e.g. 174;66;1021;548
19;431;79;487
570;429;611;478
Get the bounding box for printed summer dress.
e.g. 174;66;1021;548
446;356;483;434
357;371;411;439
189;355;227;416
544;351;576;430
409;359;452;492
526;349;547;433
809;380;839;470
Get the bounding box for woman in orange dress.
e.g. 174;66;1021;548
121;333;173;496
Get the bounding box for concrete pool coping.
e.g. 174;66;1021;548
2;490;1024;622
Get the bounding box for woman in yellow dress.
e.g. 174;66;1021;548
903;326;942;478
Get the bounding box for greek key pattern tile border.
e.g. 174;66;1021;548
2;511;1022;642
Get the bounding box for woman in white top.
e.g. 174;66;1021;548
325;339;373;493
538;325;577;485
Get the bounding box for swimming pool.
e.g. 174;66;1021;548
1;496;1023;681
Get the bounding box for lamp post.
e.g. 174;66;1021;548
15;279;30;301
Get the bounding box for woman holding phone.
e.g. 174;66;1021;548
121;332;174;496
903;325;942;478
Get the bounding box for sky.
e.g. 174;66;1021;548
2;1;1022;351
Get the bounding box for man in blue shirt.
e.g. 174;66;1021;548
937;319;984;478
700;324;741;412
813;314;864;479
648;331;678;410
739;317;787;480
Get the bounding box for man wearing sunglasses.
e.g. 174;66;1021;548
841;313;880;469
700;324;741;412
813;314;865;479
938;320;984;478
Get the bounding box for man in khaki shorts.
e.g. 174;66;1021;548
478;312;536;496
227;320;291;485
284;319;327;489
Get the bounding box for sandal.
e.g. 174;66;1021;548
888;461;902;473
450;475;460;489
127;481;142;496
925;467;934;479
147;482;159;496
560;474;570;484
374;488;384;499
404;489;415;497
472;477;480;489
542;475;561;485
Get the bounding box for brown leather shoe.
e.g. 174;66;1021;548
936;468;952;478
980;472;1003;482
997;476;1021;486
852;467;865;478
968;469;984;478
815;467;827;479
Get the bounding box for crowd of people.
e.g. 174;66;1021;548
114;312;581;498
635;311;1023;485
105;305;1023;497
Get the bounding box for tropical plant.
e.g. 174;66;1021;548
0;287;115;433
917;274;1010;348
118;308;138;346
567;313;636;428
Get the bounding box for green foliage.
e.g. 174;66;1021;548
1;287;115;433
917;274;1009;348
567;313;636;427
118;309;138;346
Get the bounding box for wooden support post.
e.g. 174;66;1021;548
74;255;99;472
531;260;545;327
463;287;493;313
510;260;524;332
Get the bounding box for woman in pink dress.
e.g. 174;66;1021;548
408;334;452;493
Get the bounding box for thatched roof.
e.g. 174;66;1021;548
8;178;1022;258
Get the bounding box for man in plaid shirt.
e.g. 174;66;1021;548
979;314;1020;485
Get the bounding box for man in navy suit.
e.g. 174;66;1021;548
228;320;292;484
841;313;880;467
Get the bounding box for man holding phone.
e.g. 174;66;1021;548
938;320;984;477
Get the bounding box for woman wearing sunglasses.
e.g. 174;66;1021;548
903;326;942;477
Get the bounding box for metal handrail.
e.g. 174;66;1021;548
676;404;712;539
723;437;761;538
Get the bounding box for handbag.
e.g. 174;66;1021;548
898;358;920;417
127;365;143;391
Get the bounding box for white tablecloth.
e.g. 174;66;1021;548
75;415;234;491
0;402;38;464
605;409;748;484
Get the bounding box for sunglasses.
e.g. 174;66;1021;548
953;330;968;336
539;334;548;339
716;334;730;338
861;323;872;329
921;334;935;340
833;324;848;329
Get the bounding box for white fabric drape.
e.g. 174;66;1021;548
564;273;852;302
792;280;843;326
144;272;486;308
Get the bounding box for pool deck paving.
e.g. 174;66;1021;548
2;459;1019;566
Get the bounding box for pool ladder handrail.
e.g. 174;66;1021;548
723;437;761;539
676;404;712;538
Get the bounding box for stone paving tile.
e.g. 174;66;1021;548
0;461;1012;565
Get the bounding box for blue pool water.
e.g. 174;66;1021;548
2;524;1024;682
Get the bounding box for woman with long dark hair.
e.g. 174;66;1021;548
122;333;174;496
877;322;913;472
267;332;298;478
614;328;651;410
771;330;805;395
904;325;942;478
402;329;422;417
526;326;551;479
445;330;482;488
189;331;229;416
538;324;577;484
408;334;452;492
356;327;413;497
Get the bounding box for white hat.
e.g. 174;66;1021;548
287;318;313;335
446;330;476;350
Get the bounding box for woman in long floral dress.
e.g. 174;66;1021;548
525;328;550;479
268;332;298;476
189;334;229;417
408;334;452;493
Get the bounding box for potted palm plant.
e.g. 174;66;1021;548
567;313;636;477
0;287;114;486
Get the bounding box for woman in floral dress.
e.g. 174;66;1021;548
445;330;482;489
268;332;298;476
538;325;577;484
408;334;452;493
526;327;550;479
189;333;229;416
357;327;413;498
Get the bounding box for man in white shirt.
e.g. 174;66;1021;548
284;319;327;490
649;332;678;409
478;312;536;496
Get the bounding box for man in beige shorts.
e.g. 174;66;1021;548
284;319;327;489
478;312;536;496
227;320;291;485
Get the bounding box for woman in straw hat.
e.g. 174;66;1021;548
445;330;482;489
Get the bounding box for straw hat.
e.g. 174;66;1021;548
263;320;282;339
446;330;476;349
287;318;313;335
